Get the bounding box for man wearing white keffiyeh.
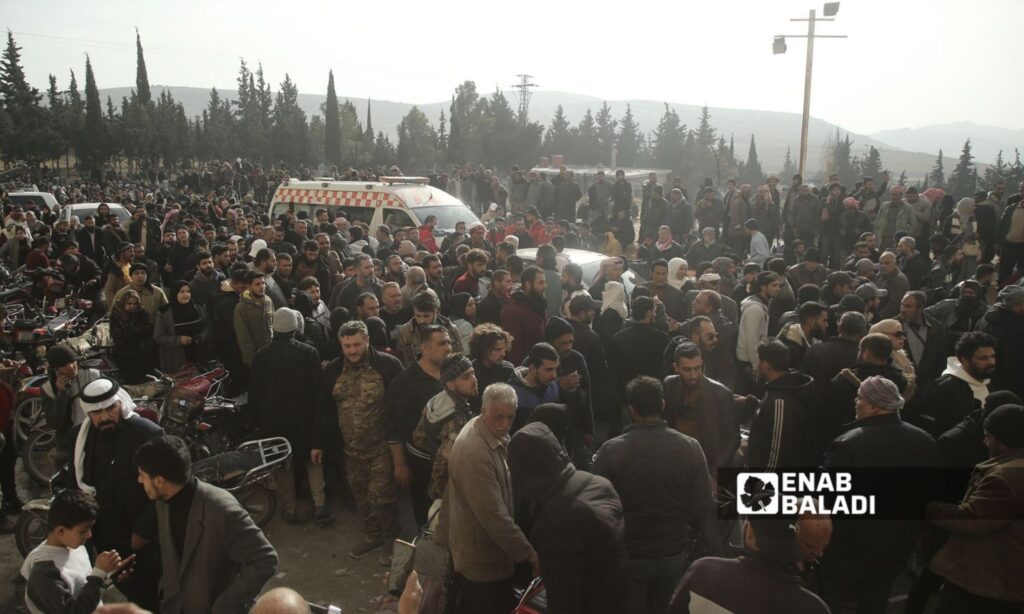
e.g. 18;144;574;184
72;377;164;610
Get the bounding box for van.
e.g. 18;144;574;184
268;177;479;236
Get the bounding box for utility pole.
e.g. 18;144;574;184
774;4;846;179
511;74;537;126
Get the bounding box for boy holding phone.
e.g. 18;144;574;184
20;490;134;614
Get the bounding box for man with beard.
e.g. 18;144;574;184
662;342;739;473
293;240;332;295
897;291;949;400
645;259;686;321
776;301;829;367
746;340;816;470
917;332;997;438
976;286;1024;399
165;226;196;282
188;249;225;309
501;266;547;366
818;333;908;458
611;169;633;217
896;236;931;290
926;280;989;355
695;187;725;238
874;186;915;249
74;378;163;610
874;251;909;319
790;184;821;247
737;272;782;393
543;317;595;465
856;174;887;221
332;253;383;314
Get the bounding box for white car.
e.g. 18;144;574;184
515;247;644;294
61;203;132;225
7;191;60;216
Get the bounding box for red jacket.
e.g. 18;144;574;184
419;226;440;253
500;290;547;366
529;222;548;246
452;272;482;297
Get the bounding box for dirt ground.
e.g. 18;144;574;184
0;470;406;613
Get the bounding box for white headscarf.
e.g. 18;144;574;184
602;281;628;320
504;234;520;251
667;258;689;290
73;379;138;496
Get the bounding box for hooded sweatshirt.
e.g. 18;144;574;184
508;367;560;433
941;356;989;405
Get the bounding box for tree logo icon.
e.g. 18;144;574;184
736;472;779;514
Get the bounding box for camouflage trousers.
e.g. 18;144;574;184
345;444;398;540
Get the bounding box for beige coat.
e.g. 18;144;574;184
437;416;532;582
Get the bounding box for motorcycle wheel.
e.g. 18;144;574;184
14;396;45;444
14;509;48;557
22;429;57;487
235;485;276;528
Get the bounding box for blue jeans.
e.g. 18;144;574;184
628;551;688;614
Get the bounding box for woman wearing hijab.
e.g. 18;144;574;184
448;292;477;350
153;280;213;372
594;281;628;352
110;289;155;384
666;257;691;291
364;316;400;359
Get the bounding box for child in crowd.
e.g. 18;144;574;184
20;490;132;614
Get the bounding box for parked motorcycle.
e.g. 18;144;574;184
15;437;291;557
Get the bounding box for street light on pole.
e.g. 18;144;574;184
774;4;847;180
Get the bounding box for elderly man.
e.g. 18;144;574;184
74;378;164;609
819;376;939;614
874;186;915;248
874;251;909;319
437;383;538;614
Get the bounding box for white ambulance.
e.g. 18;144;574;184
268;176;479;235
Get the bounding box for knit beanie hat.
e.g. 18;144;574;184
544;316;573;342
983;404;1024;448
46;344;78;369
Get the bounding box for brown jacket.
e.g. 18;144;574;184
437;416;532;582
927;449;1024;602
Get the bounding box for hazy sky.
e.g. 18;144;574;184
7;0;1023;135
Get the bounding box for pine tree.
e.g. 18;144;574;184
436;110;448;153
617;104;642;167
396;106;439;172
860;146;883;181
271;74;308;168
448;81;482;163
45;74;68;163
338;100;364;165
729;135;735;160
948;139;977;198
740;135;764;186
362;99;375;155
543;105;573;157
594;102;617;166
982;149;1007;189
323;70;340;166
695;105;716;149
134;29;151;106
1006;149;1024;192
781;146;796;181
0;30;52;164
79;56;106;177
650;104;686;172
575;109;599;165
929;149;945;188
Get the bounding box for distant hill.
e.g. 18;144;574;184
97;85;1005;178
869;121;1024;167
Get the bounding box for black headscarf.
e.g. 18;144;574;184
165;280;203;340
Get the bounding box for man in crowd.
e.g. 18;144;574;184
737;272;782;392
387;325;450;526
501;265;547;366
438;382;538;614
234;270;274;366
136;435;277;613
314;320;403;560
917;332;997;438
74;378;164;609
594;376;719;614
397;290;463;364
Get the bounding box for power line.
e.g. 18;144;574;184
510;74;537;125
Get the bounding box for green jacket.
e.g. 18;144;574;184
233;290;273;365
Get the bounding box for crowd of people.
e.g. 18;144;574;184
1;161;1023;614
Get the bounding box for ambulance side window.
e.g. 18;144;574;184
383;208;415;231
338;206;374;226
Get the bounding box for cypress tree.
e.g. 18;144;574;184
323;70;340;166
